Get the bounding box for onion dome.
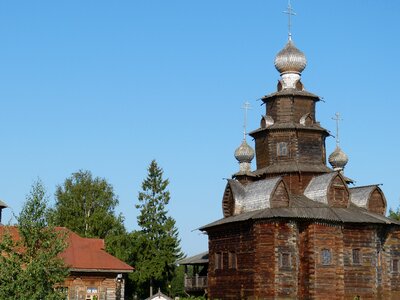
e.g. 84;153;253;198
234;139;254;173
328;146;349;171
235;140;254;163
274;39;307;75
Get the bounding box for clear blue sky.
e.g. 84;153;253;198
1;1;399;256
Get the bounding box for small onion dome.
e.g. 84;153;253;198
274;40;307;75
234;139;255;163
328;146;349;171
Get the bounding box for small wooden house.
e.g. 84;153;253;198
0;225;133;300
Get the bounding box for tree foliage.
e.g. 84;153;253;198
0;180;68;300
132;160;183;297
389;207;400;221
49;170;125;239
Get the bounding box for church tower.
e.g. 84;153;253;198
201;3;400;300
249;37;331;194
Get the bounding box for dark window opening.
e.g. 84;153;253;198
228;251;237;269
215;252;223;270
321;249;332;266
393;259;398;272
352;249;361;265
280;252;291;269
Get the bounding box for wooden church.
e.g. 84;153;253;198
200;15;400;300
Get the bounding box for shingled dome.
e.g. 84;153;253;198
328;146;349;171
234;139;254;163
274;39;307;75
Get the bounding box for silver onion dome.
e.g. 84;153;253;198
234;139;255;163
328;146;349;171
274;39;307;75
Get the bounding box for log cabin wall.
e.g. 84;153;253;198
300;223;345;299
342;225;378;299
207;222;256;300
265;96;316;124
270;221;298;299
281;173;315;195
382;228;400;299
63;273;126;300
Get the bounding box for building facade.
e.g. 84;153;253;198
200;35;400;299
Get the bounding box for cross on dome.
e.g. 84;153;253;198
332;112;343;146
283;0;296;41
242;101;251;140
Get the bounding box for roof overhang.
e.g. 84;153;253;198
69;268;133;273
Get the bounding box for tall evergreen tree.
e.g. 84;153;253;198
49;170;125;239
133;160;183;297
0;180;68;300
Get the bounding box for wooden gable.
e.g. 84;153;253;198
350;185;387;215
327;173;350;208
368;188;386;215
222;177;290;217
270;180;290;208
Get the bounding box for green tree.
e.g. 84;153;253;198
0;180;68;300
49;170;125;239
389;207;400;221
132;160;183;298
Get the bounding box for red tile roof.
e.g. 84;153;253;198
0;226;133;273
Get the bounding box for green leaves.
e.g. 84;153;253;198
0;180;68;300
50;170;125;239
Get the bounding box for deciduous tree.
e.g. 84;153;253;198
0;180;68;300
49;170;125;239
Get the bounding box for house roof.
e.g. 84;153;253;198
177;251;209;265
60;228;133;273
199;194;400;231
0;226;133;273
144;290;172;300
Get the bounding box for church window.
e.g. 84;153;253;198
334;187;345;204
215;252;223;270
321;249;332;265
228;251;237;269
280;252;291;269
393;259;399;272
277;142;288;157
352;249;361;265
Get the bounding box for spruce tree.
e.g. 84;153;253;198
0;180;68;300
133;160;183;297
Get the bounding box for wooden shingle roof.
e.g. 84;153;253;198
200;195;400;231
